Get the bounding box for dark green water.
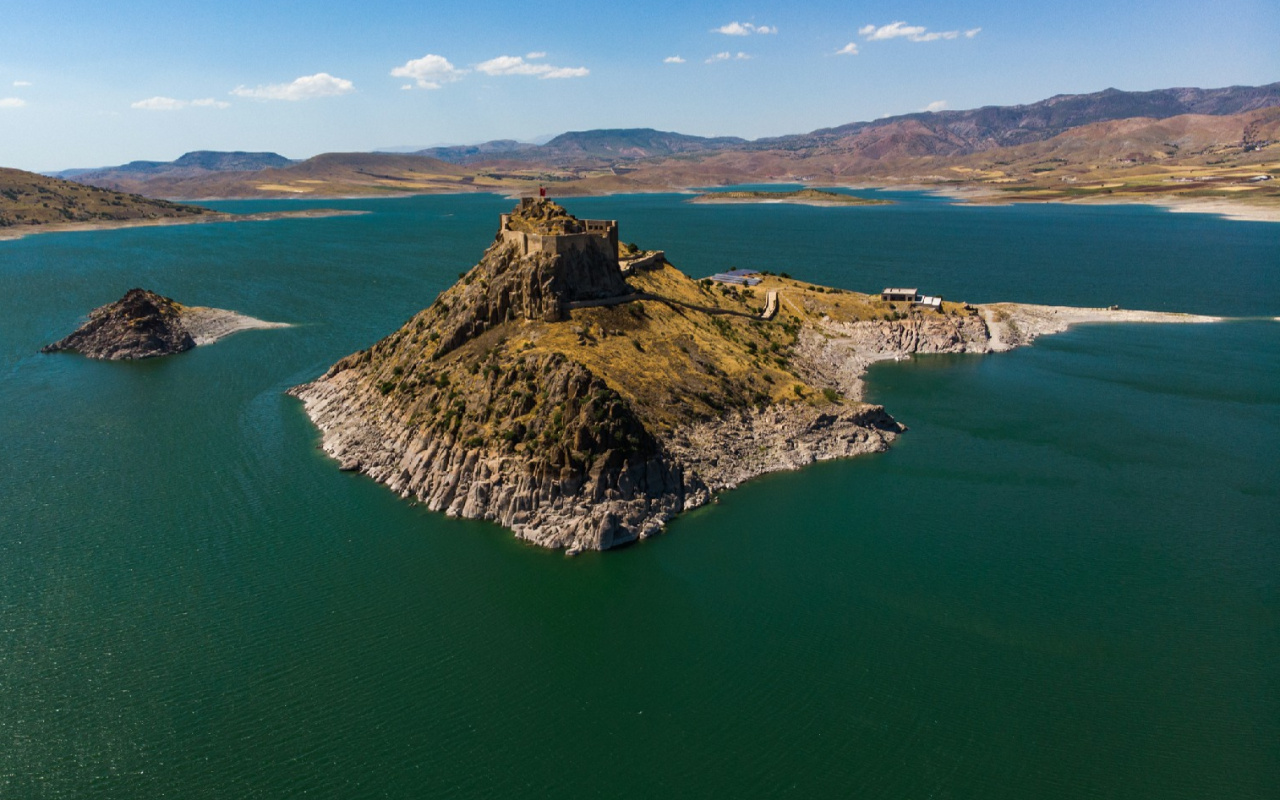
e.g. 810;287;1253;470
2;193;1276;798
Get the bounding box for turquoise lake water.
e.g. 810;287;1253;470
1;191;1276;798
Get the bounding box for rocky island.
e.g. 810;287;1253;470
290;198;1216;552
43;288;288;359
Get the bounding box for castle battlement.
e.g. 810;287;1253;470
498;197;619;264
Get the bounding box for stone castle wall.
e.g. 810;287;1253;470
499;210;619;263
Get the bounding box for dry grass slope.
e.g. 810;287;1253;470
0;167;208;227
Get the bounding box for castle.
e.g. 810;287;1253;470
498;197;619;264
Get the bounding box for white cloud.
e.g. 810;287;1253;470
542;66;590;79
923;100;948;112
705;51;751;63
231;72;354;101
0;97;26;108
525;51;547;60
664;55;686;64
836;42;859;56
390;54;466;90
859;21;975;43
13;80;32;87
713;21;776;36
132;96;186;111
132;96;229;111
477;55;542;76
475;55;589;79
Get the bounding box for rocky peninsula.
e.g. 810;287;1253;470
43;288;288;359
290;199;1216;552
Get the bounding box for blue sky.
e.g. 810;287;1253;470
1;0;1277;171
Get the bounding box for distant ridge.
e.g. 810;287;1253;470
42;81;1280;203
410;84;1280;164
51;151;295;187
756;82;1280;156
414;129;748;164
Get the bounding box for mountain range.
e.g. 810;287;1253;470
40;82;1280;207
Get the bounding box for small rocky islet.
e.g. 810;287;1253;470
43;287;287;360
288;198;1217;552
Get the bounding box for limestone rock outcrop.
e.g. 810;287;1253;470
43;288;196;360
43;287;288;360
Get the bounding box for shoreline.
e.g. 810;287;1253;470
13;182;1273;223
0;208;368;242
794;301;1222;403
181;306;291;345
913;183;1280;223
687;196;893;208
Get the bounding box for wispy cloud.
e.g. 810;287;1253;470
706;51;751;63
476;54;588;79
859;21;980;43
713;21;776;36
390;54;466;90
12;80;32;87
922;100;948;112
130;96;230;111
663;55;686;64
231;72;354;101
836;42;859;56
525;51;547;60
0;97;26;109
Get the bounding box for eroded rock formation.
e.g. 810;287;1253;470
43;288;196;360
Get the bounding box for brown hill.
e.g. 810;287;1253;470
0;167;208;227
81;152;478;199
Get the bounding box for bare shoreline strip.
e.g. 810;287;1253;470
182;306;291;345
0;208;368;242
974;302;1220;360
909;184;1280;224
689;197;889;208
797;301;1223;404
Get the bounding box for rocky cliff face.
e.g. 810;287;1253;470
292;348;690;550
43;288;196;359
432;238;632;358
793;313;994;399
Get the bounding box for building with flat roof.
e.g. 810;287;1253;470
881;288;918;302
710;269;762;286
